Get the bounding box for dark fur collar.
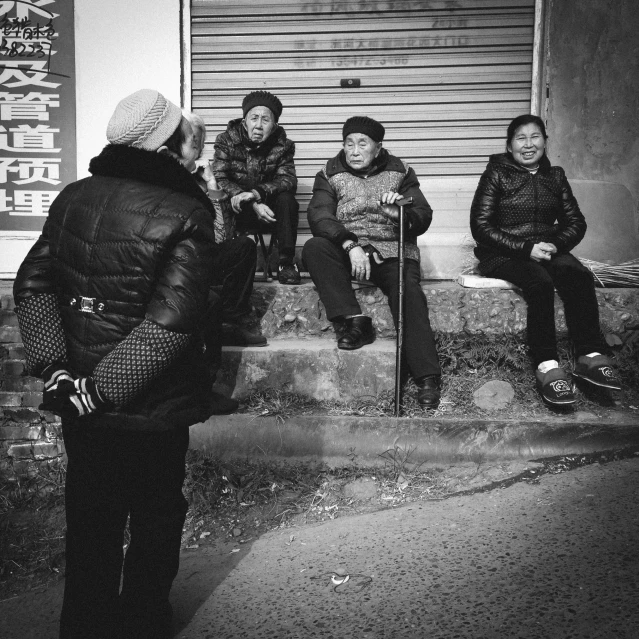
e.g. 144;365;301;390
88;144;215;213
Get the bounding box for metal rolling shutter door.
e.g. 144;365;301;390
189;0;535;278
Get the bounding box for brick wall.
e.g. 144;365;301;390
0;292;64;481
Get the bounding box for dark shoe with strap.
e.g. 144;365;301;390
337;315;375;350
415;375;441;409
278;263;301;285
221;321;267;347
535;367;576;406
573;355;621;390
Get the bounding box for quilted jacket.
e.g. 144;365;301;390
13;145;218;430
470;152;586;275
212;118;297;201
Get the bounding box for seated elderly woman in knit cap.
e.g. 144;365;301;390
213;90;301;284
302;116;442;409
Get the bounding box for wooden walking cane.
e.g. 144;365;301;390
394;196;413;417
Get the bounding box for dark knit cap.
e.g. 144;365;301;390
242;91;283;122
342;116;385;142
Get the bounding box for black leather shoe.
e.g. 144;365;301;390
221;321;267;347
337;316;375;350
416;375;441;409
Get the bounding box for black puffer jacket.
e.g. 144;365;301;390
13;145;217;430
212;118;297;201
470;152;586;275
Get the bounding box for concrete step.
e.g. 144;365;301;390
252;281;638;340
190;412;639;465
214;339;396;401
3;280;639;467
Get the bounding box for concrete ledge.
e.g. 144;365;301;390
190;413;639;465
252;282;639;339
214;339;396;400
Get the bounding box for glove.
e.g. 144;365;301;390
40;362;77;417
56;377;112;417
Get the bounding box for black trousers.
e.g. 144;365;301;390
303;236;441;380
60;424;190;639
237;191;299;262
210;234;256;322
491;252;606;367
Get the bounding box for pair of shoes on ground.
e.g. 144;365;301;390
337;315;375;350
221;320;267;347
336;316;441;410
278;262;301;285
536;355;621;406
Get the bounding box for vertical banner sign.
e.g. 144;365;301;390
0;0;76;232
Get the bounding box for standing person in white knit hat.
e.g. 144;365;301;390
13;89;218;639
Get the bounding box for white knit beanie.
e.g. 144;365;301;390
106;89;183;151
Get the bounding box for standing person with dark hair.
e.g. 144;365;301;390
13;89;218;639
213;90;301;285
470;114;621;406
302;116;442;409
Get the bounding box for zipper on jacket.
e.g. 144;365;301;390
531;172;539;219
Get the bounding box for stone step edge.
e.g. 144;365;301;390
190;413;639;464
222;339;396;350
205;412;639;427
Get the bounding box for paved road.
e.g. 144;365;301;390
2;458;638;639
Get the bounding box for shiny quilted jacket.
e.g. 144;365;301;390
13;145;218;430
470;152;586;275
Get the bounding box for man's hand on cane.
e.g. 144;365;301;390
379;191;402;220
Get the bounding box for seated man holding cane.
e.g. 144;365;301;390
302;116;442;408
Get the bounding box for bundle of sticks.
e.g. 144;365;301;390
579;258;639;287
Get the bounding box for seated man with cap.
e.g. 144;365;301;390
213;90;301;284
302;116;442;408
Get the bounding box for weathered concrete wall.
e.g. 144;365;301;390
253;283;638;340
546;0;639;262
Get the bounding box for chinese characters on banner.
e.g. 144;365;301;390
0;0;76;232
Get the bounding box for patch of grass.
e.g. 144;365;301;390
243;388;323;421
180;449;455;547
239;332;639;419
0;460;67;600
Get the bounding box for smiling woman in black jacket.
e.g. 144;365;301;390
13;89;217;639
470;114;621;407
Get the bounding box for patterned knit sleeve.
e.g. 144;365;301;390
92;319;190;408
14;293;67;377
